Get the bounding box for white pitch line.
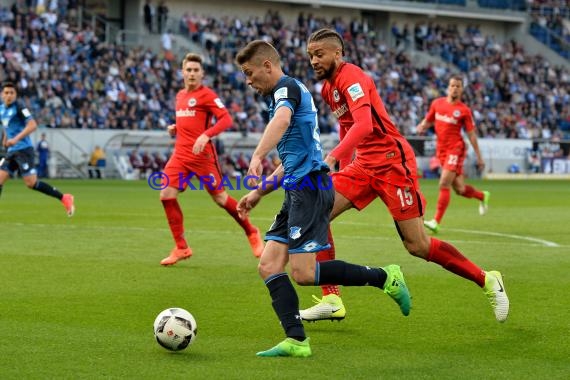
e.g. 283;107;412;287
2;219;563;248
303;219;563;248
445;228;560;247
288;234;558;248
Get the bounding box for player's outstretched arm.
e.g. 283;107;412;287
167;124;176;137
251;108;291;162
6;118;37;147
237;190;261;219
467;130;485;171
193;113;234;154
327;105;372;163
237;163;284;220
416;118;433;134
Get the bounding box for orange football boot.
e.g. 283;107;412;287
61;194;75;217
160;247;193;266
247;227;264;258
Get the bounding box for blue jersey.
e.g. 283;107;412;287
0;102;34;153
268;76;328;186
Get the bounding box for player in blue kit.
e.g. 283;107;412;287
235;41;411;358
0;82;75;216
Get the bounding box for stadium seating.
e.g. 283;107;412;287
1;2;568;142
529;3;570;60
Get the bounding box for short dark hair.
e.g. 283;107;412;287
448;75;464;85
2;81;16;92
235;40;280;66
182;53;203;68
308;28;345;56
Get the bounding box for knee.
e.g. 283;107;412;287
258;259;285;280
160;187;177;199
290;267;314;286
453;186;464;195
257;261;272;279
403;238;430;259
25;181;36;189
212;193;227;207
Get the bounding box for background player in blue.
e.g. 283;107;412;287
0;82;75;216
235;41;411;358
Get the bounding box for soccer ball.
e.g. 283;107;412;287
153;307;198;351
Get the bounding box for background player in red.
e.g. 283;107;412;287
416;76;490;233
300;28;509;323
159;53;264;266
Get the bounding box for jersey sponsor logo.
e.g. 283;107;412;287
188;98;197;107
214;98;225;108
333;89;340;102
22;108;31;118
347;83;364;102
274;87;288;102
289;226;302;240
332;103;349;118
176;109;196;117
452;110;461;118
435;112;458;125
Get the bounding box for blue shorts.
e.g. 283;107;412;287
265;171;334;254
0;147;37;176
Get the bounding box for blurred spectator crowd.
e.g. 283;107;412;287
1;0;177;131
1;1;569;142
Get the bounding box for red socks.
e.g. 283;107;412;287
161;195;256;251
223;196;257;236
427;238;485;287
318;227;340;296
434;188;451;223
460;185;484;201
161;198;188;249
434;185;484;224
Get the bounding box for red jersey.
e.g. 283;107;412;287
425;97;475;151
321;62;416;176
174;85;230;159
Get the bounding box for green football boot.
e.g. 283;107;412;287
300;294;346;322
483;270;509;322
256;337;312;357
382;264;412;316
423;219;440;233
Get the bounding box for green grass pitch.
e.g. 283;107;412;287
0;179;568;379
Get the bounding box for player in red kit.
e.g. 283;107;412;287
300;28;508;323
417;76;490;233
159;53;264;266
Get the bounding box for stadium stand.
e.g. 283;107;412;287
529;1;570;59
1;0;568;177
1;2;568;139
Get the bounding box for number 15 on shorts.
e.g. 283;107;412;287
396;187;413;207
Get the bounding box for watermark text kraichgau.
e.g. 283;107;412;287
146;172;333;191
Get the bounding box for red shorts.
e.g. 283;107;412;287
332;161;426;221
163;154;225;195
438;143;467;176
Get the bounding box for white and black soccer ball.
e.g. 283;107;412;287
153;307;198;351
